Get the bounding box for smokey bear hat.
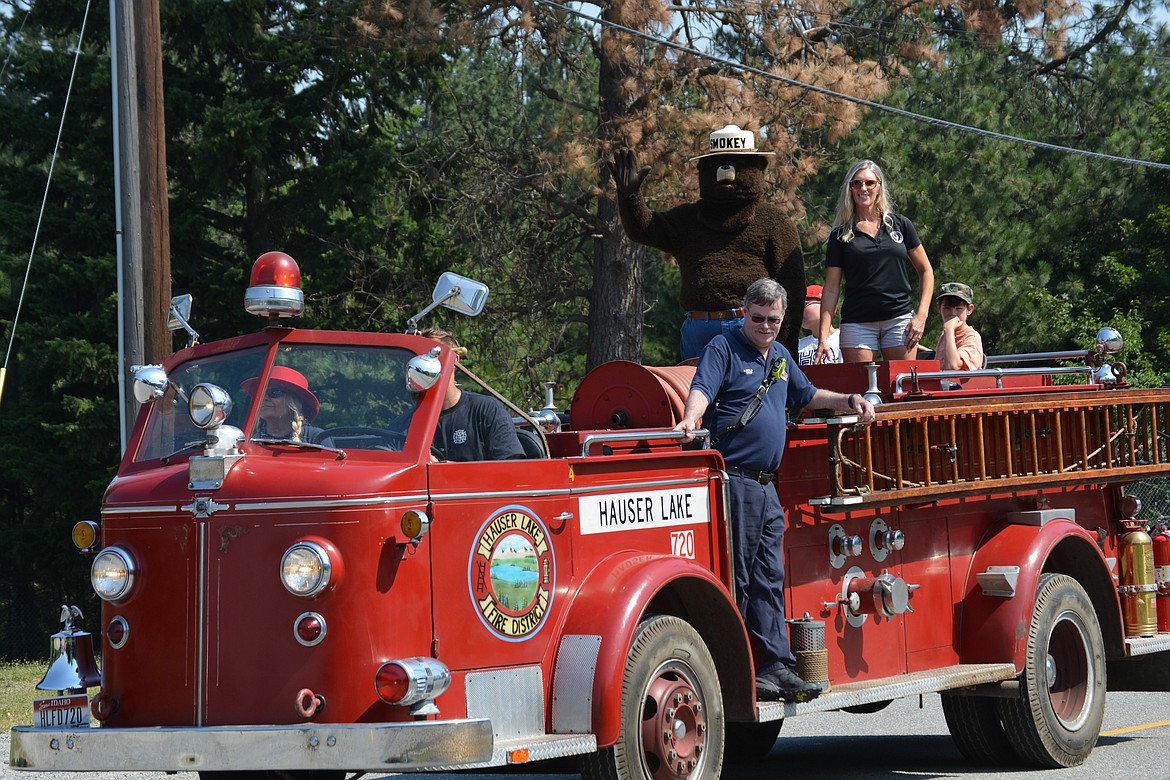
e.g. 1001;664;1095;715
690;124;776;165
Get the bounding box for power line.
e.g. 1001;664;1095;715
536;0;1170;171
1;0;93;407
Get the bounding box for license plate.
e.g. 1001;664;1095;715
32;694;90;729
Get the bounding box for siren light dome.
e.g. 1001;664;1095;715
245;251;305;319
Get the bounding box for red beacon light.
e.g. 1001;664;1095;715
245;251;304;321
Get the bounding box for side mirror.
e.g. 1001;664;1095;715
433;272;488;316
168;294;200;348
405;272;489;333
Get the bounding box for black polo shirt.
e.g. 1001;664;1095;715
825;213;921;323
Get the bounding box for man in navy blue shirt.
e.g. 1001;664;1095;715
675;278;875;702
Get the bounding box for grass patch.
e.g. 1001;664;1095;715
1;661;46;731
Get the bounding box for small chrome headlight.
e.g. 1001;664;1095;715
188;383;233;430
280;541;332;597
91;547;136;602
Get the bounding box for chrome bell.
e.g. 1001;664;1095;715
37;605;101;693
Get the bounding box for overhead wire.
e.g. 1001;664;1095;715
0;0;33;79
0;0;94;407
535;0;1170;171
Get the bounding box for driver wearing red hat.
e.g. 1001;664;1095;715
241;366;323;443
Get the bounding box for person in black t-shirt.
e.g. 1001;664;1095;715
818;159;935;363
418;328;524;462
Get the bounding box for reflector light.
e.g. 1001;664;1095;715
294;612;326;647
245;252;305;319
106;616;129;649
1120;495;1141;519
375;657;451;706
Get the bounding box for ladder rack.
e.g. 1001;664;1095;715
811;388;1170;509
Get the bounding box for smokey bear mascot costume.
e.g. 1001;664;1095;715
609;124;806;361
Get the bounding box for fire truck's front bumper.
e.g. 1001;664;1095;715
8;719;495;772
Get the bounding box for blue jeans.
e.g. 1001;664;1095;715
680;316;743;361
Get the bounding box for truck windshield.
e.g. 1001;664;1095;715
133;344;420;462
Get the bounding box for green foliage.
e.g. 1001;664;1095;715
803;9;1170;382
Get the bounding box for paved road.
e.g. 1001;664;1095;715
5;691;1168;780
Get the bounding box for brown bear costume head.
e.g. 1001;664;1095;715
697;154;768;205
696;153;767;232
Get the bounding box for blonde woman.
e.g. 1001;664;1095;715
817;160;934;363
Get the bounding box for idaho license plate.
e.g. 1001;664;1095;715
32;694;90;729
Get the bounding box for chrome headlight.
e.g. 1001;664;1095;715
188;383;233;429
280;541;332;597
91;546;136;602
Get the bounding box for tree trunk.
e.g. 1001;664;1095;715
588;17;644;372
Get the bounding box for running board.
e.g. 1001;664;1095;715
436;733;598;771
755;663;1018;722
1125;632;1170;656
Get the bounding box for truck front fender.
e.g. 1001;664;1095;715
958;517;1116;668
550;552;752;747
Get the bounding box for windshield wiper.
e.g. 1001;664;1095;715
161;440;209;465
249;437;347;460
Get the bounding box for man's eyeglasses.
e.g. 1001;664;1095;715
850;179;879;190
265;387;288;398
749;314;783;326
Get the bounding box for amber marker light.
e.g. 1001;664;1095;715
72;521;99;551
400;510;430;544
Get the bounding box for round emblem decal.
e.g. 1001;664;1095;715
468;506;555;641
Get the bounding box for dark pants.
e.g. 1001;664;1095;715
727;473;795;675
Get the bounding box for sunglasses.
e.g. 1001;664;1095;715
749;314;783;326
850;179;879;190
265;387;289;398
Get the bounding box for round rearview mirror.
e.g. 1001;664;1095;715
406;347;443;393
1095;327;1123;354
131;364;169;404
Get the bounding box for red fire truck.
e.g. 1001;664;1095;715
10;252;1170;780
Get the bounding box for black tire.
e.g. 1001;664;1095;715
997;573;1106;768
941;693;1017;765
581;615;724;780
724;720;782;761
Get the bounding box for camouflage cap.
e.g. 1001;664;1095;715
937;282;973;305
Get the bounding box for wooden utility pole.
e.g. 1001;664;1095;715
111;0;171;448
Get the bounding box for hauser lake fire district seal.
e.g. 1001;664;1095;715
468;506;555;641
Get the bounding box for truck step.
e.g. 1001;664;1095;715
755;662;1018;721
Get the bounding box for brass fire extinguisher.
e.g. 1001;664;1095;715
1118;518;1158;637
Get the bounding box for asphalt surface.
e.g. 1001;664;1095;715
4;690;1169;780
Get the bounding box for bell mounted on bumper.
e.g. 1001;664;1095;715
37;605;101;693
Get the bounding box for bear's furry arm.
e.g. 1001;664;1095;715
616;191;685;254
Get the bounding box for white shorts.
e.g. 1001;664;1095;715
840;313;914;351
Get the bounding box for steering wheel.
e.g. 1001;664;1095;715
318;426;407;451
